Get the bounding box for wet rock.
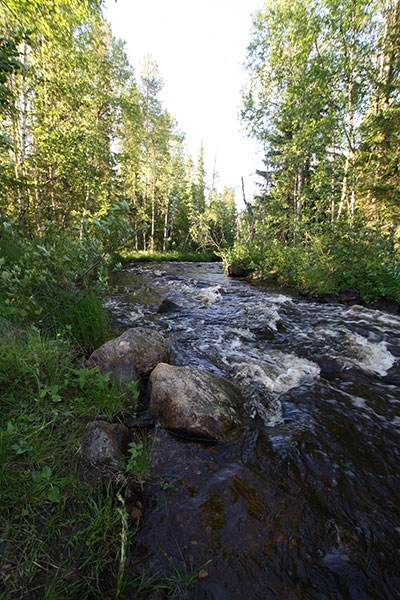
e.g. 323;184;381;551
148;363;246;442
227;264;248;277
86;327;170;383
82;420;131;471
157;298;180;314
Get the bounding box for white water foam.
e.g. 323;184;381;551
226;327;256;341
268;294;292;305
253;303;282;330
345;305;400;333
341;331;396;376
197;286;222;307
229;351;320;396
315;327;397;377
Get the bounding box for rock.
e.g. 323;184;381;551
227;264;247;277
82;421;131;471
148;363;246;442
157;298;180;314
86;327;170;383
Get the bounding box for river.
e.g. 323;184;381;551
107;261;400;599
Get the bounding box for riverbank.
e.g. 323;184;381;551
114;249;220;264
221;226;400;308
231;267;400;315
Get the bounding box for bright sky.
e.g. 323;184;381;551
104;0;264;205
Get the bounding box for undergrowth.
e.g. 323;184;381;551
223;223;400;304
114;249;219;264
0;328;139;598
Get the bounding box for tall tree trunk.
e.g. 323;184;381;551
337;42;356;224
150;182;155;253
163;203;169;253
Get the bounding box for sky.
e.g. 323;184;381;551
103;0;264;205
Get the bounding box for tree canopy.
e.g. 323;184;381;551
0;0;236;252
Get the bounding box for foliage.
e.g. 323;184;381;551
126;438;153;483
235;0;400;304
0;213;139;351
0;0;234;253
115;248;219;264
227;222;400;303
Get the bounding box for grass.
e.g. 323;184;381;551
130;551;211;599
113;249;220;264
42;290;110;356
0;328;141;598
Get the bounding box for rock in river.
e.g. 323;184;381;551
86;327;170;383
148;363;246;442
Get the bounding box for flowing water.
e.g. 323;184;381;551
107;262;400;599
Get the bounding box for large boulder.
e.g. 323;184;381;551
148;363;246;442
86;327;170;383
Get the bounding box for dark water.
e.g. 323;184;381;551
107;262;400;599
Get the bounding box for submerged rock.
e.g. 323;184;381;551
86;327;170;383
157;298;180;314
82;420;131;471
148;363;246;442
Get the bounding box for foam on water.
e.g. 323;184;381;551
254;303;281;330
229;351;320;395
341;331;396;376
315;327;397;377
345;305;400;332
197;285;222;307
226;327;256;341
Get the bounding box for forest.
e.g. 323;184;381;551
0;0;399;597
231;0;400;303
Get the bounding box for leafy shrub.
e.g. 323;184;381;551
0;220;111;351
225;222;400;303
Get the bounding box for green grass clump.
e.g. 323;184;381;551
0;329;139;598
44;290;110;355
114;248;219;264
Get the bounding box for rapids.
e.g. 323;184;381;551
107;261;400;599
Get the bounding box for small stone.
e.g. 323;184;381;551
130;505;143;520
227;264;247;277
82;421;131;472
198;569;209;580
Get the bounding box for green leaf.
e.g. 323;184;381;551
47;486;61;503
